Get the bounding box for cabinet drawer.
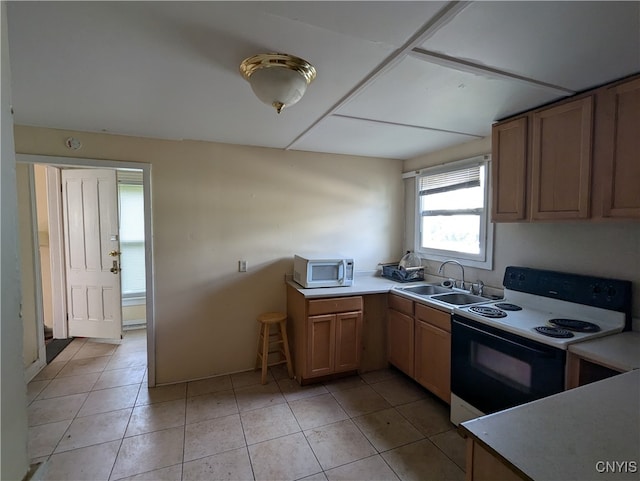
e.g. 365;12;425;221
415;303;451;332
388;293;413;316
308;296;363;316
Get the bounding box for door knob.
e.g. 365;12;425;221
110;260;121;274
109;250;121;257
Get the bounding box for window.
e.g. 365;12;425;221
414;156;493;269
118;182;146;297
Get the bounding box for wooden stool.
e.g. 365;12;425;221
255;312;294;384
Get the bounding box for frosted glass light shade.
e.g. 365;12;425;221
240;53;316;113
249;68;308;113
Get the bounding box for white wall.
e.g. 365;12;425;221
402;138;640;320
1;2;30;479
14;126;405;384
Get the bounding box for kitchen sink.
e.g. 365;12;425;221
430;292;487;306
401;285;451;295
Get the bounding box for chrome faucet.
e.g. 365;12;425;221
438;260;466;290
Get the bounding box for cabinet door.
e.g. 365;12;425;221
492;117;529;222
335;310;363;372
598;77;640;219
414;319;451;404
307;314;335;377
531;96;593;220
388;308;414;377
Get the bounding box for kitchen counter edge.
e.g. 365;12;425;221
460;369;640;481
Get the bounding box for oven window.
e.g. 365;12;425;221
311;264;338;281
472;343;532;393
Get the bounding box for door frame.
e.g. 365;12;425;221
21;164;47;382
16;154;156;387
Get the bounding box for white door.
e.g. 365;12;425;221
62;169;122;339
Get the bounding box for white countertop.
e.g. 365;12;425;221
568;331;640;372
286;273;408;298
461;369;640;481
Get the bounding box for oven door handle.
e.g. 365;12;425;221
454;319;555;357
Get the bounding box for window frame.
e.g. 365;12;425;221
413;155;494;270
117;179;146;298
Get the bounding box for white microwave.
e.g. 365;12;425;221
293;255;354;288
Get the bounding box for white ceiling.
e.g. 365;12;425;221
6;1;640;160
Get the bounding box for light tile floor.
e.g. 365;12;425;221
27;329;466;481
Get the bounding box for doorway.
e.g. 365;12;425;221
17;154;155;387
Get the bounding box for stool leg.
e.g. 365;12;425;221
255;323;263;371
261;323;270;384
279;320;294;379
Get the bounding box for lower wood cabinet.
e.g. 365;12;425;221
387;293;451;404
287;285;363;384
465;438;525;481
414;303;451;403
565;351;622;389
387;294;414;377
308;310;363;376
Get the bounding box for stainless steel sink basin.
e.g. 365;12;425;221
430;292;487;305
402;285;451;295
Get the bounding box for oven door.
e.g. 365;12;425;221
451;315;566;415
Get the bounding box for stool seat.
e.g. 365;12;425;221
255;311;294;384
257;312;287;324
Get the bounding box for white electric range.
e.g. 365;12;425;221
450;266;632;425
454;288;627;349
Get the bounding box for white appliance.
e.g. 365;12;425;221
450;266;631;425
293;255;354;288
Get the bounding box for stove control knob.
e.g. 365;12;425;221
518;274;525;281
592;284;601;294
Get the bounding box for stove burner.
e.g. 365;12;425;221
548;319;601;333
494;302;522;311
534;326;574;338
469;306;507;318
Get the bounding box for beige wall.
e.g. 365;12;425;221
123;302;146;324
402;137;640;320
14;125;405;384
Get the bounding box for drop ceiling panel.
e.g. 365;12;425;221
6;2;397;148
258;1;447;48
337;56;562;136
421;1;640;92
293;115;477;160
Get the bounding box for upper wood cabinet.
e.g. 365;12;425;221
531;97;593;220
491;117;528;221
593;76;640;219
491;73;639;223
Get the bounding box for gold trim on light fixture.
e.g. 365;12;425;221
240;53;316;113
240;53;316;83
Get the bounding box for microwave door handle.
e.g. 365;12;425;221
338;260;346;285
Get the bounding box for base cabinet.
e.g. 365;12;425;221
287;285;363;384
387;294;451;404
466;438;525;481
565;351;622;389
387;294;414;377
414;303;451;403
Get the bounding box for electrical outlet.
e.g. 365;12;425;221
239;260;247;272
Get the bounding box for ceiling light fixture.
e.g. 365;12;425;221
240;53;316;114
